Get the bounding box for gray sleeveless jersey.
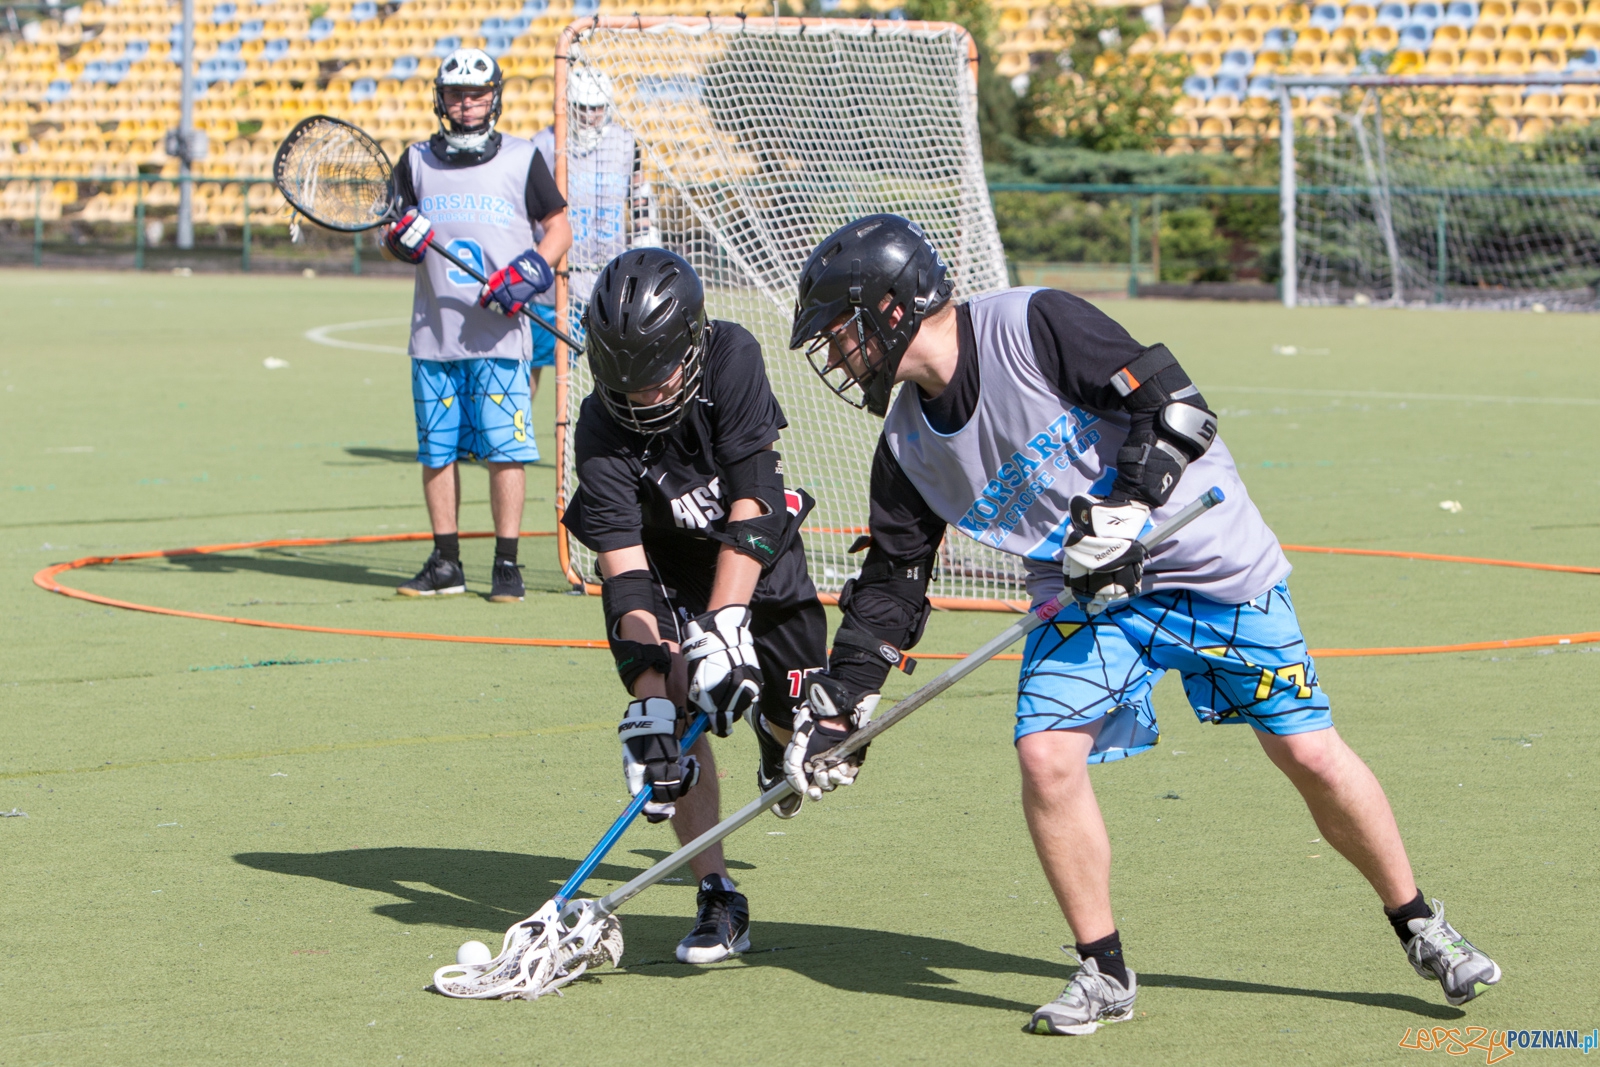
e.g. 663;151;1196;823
405;136;538;362
564;123;636;305
883;288;1290;605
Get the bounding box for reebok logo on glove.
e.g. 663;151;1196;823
477;249;554;317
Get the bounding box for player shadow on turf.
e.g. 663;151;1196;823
235;846;1461;1019
341;447;555;469
156;550;413;589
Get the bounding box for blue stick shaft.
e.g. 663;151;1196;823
553;713;710;907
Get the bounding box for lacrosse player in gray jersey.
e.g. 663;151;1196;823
787;214;1500;1035
382;47;571;604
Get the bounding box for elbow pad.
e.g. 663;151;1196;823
828;554;933;694
707;451;815;570
1108;344;1218;507
602;570;672;689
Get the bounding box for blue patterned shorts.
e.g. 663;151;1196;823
411;356;538;467
1015;581;1332;763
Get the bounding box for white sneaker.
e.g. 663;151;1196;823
1026;955;1137;1036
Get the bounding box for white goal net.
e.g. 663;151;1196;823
551;16;1022;608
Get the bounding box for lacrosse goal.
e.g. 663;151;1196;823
550;16;1024;609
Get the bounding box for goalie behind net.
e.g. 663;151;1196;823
552;16;1023;607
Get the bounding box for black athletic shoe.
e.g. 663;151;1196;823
397;549;466;597
488;558;524;603
675;875;750;964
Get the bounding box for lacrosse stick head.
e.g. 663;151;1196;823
431;898;624;1000
273;115;397;233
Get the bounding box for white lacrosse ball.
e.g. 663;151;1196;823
456;940;492;966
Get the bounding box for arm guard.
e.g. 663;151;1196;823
830;550;934;694
1107;344;1218;508
706;450;815;570
602;570;671;689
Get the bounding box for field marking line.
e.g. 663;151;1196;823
304;318;409;354
29;533;1600;664
2;721;612;780
1208;385;1600;407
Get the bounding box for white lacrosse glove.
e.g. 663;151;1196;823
619;697;699;824
784;679;880;801
1064;496;1150;615
682;605;762;738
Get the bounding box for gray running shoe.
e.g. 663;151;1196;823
397;550;466;597
1405;899;1502;1006
1027;955;1137;1036
752;713;802;819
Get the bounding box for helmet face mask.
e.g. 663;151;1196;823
790;214;952;417
434;48;503;158
596;343;706;436
567;67;614;154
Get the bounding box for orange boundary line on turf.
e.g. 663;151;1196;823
30;532;1600;660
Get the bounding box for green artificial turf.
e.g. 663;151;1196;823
3;269;1598;1066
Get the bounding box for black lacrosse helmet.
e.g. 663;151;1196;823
789;213;953;417
585;248;709;436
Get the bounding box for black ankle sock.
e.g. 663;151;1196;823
433;532;460;562
1384;891;1432;944
1075;931;1129;987
495;536;518;564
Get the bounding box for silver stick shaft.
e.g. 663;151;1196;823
592;486;1224;919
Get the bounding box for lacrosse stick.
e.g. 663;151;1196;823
272;114;582;352
431;712;712;1000
433;487;1225;1000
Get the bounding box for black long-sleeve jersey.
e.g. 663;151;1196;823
561;321;817;609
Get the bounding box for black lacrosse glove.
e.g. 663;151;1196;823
1063;495;1151;615
683;605;762;738
384;208;433;264
784;674;880;801
619;697;700;823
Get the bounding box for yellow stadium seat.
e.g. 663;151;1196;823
1244;2;1277;24
1495;42;1530;65
1424;46;1460;68
1199;25;1229;46
1530;45;1563;64
1459;45;1496;67
1538;23;1572;44
1478;0;1512;21
1214;2;1245;28
1502;21;1536;42
1177;4;1211;27
1516;115;1551;139
1198;115;1233;136
1363;24;1399;46
1469;21;1503;41
1389;46;1426;70
1190;47;1221;74
1229;25;1263;47
1162;25;1197;50
1434;23;1466;44
1557;89;1596;117
1510;0;1546;22
1577;21;1600;42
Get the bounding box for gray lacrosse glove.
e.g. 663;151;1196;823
784;677;880;801
683;605;762;738
1064;496;1150;615
619;697;699;823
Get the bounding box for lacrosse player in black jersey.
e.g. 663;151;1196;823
561;248;827;964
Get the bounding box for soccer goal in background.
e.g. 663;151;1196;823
549;16;1025;609
1277;72;1600;310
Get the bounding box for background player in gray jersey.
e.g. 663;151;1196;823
787;214;1501;1035
382;48;571;603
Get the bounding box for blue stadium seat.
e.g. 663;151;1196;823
1568;46;1600;70
1441;0;1478;26
351;78;378;102
505;15;531;32
1409;1;1444;29
481;16;504;32
573;0;600;14
262;38;291;60
484;34;513;57
216;39;243;57
351;1;378;22
1247;74;1279;98
308;17;335;42
238;19;263;40
522;0;550;13
1262;27;1298;48
1182;73;1216;99
45;79;72;103
1309;3;1344;29
433;35;461;56
1375;1;1410;27
1220;48;1254;72
212;1;238;24
387;55;420;78
1215;72;1247;97
1399;22;1433;46
125;40;150;58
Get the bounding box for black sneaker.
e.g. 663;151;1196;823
397;549;466;597
488;558;524;603
752;713;802;819
675;875;750;964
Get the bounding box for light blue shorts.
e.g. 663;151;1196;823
528;304;559;368
411;356;539;468
1015;580;1332;763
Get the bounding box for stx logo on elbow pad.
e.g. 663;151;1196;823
668;477;726;530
